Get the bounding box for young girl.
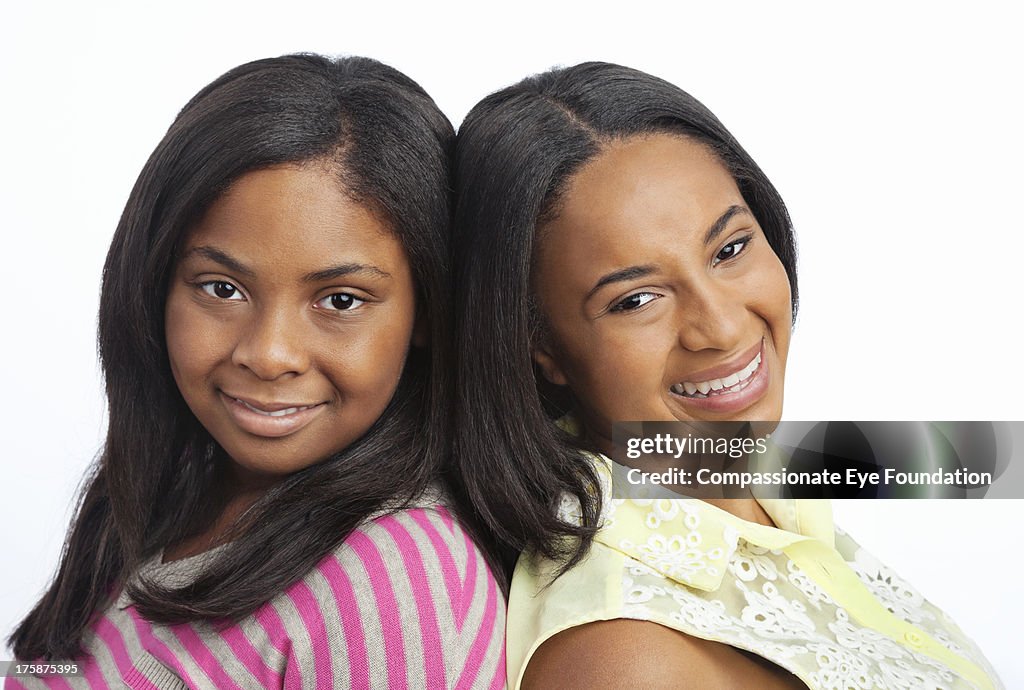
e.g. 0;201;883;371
8;54;505;689
451;62;1002;689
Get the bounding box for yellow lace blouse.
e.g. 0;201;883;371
507;456;1003;689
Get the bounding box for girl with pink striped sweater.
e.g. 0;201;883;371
7;54;505;689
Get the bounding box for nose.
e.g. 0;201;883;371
675;279;747;353
231;305;310;380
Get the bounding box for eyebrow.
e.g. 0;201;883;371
703;205;752;247
183;246;255;278
182;246;391;282
302;264;392;283
585;205;754;299
587;264;658;300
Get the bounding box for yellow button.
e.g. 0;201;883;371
904;631;923;647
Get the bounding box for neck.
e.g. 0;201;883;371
163;464;273;562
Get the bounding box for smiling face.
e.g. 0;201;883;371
165;164;418;489
531;134;793;452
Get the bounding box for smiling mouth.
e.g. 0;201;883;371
670;350;762;399
220;392;327;438
233;397;321;417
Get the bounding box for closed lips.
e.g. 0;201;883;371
671;351;762;398
219;392;329;439
231;396;322;416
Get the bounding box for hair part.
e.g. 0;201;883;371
451;61;798;580
11;53;459;660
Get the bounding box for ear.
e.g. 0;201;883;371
410;298;429;349
532;341;569;386
411;310;429;348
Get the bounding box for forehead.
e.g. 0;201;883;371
183;164;403;270
541;134;745;267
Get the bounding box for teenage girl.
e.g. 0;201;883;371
450;62;1002;689
8;54;505;689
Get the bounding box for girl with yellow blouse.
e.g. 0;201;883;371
450;62;1003;689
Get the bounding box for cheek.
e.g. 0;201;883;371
354;335;410;385
751;251;793;358
165;292;195;379
550;320;666;407
328;306;417;396
164;292;224;387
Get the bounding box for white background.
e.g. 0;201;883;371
2;0;1020;685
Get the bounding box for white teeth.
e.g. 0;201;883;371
672;351;762;398
740;353;761;379
239;399;313;417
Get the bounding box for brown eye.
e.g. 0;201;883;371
713;235;752;265
316;292;365;312
200;281;243;300
610;291;661;313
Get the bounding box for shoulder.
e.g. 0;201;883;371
299;503;504;626
328;505;498;608
274;503;506;688
523;620;698;689
522;619;803;690
341;504;482;574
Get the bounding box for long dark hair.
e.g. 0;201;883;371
451;62;798;579
12;54;456;660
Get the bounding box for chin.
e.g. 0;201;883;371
219;440;323;479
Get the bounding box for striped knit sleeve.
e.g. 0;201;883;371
6;505;506;690
278;505;507;690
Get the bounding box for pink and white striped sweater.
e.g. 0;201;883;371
8;505;506;689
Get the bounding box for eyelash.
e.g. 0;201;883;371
608;235;754;313
314;293;366;312
199;280;243;301
713;234;754;266
610;291;662;313
197;282;365;312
